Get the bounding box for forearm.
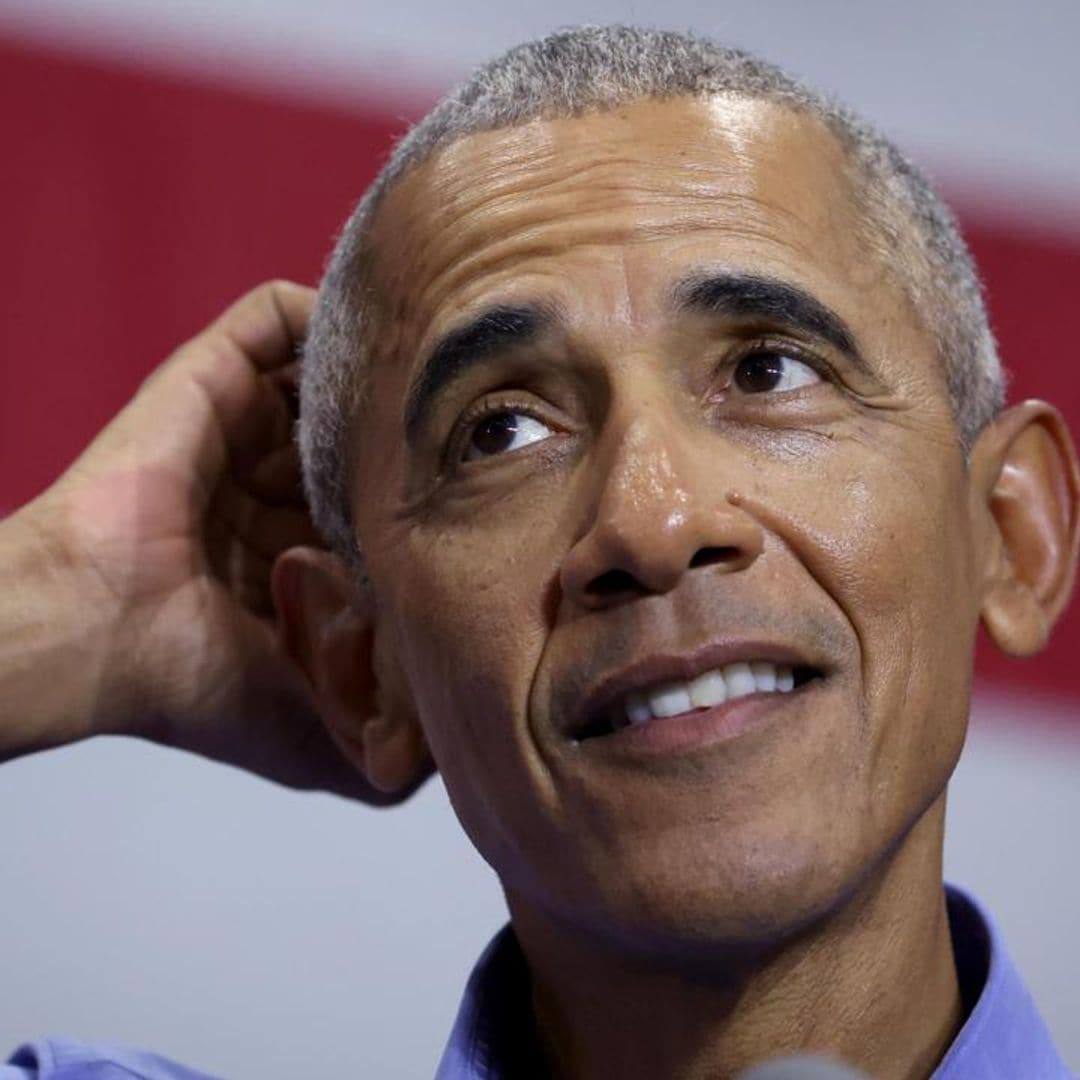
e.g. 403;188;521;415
0;499;115;760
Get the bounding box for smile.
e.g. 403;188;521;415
571;646;825;742
614;660;808;730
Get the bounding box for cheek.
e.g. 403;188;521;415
769;443;977;819
378;523;561;869
832;461;977;682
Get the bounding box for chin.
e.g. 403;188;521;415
535;828;870;967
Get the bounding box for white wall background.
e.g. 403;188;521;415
1;0;1078;1075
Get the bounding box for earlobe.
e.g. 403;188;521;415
976;401;1080;657
271;546;433;798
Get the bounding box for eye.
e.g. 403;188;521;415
462;409;555;462
733;348;822;394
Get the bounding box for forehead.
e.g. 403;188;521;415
365;94;909;383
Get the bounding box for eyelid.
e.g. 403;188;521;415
722;336;836;387
446;392;559;468
441;339;836;468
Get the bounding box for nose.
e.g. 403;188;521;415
559;412;764;611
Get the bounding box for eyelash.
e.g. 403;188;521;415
446;392;554;467
446;339;835;467
720;337;833;389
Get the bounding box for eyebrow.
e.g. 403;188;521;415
404;273;872;442
404;304;556;442
672;270;861;360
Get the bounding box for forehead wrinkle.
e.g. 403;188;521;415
428;110;760;206
368;105;885;411
403;196;821;346
432;151;707;218
376;94;853;289
403;172;751;310
425;154;768;249
387;136;766;307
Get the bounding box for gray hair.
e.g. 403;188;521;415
299;25;1005;568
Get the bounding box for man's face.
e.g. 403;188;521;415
352;96;982;950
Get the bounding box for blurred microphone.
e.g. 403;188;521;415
737;1054;871;1079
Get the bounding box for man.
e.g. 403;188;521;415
2;25;1076;1080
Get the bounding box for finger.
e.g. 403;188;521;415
209;481;323;564
215;370;297;477
142;362;291;505
142;281;314;400
204;506;315;620
235;442;306;505
144;300;307;491
272;362;301;422
205;280;316;372
70;283;316;522
169;282;312;458
204;517;277;618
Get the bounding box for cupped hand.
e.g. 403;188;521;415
21;281;409;803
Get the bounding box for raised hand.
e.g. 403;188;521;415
3;281;411;803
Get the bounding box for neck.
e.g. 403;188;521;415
507;797;962;1080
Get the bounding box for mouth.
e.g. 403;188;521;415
570;652;826;743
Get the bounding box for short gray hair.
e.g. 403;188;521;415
299;25;1005;567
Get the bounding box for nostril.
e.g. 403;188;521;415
583;546;743;600
688;545;740;569
585;568;641;598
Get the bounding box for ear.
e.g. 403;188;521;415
271;546;433;798
972;400;1080;657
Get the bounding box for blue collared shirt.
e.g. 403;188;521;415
433;885;1074;1079
5;885;1073;1078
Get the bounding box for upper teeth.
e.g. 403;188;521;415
620;661;796;728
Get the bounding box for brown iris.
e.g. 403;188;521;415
470;412;519;457
734;351;787;393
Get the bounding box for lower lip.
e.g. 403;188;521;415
579;683;817;758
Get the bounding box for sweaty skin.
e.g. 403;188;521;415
281;97;1077;1078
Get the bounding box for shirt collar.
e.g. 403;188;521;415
437;883;1071;1079
434;923;538;1080
933;884;1071;1078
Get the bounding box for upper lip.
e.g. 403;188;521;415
567;639;826;738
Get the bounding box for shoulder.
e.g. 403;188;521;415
3;1039;219;1080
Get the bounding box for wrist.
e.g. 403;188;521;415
0;495;124;757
